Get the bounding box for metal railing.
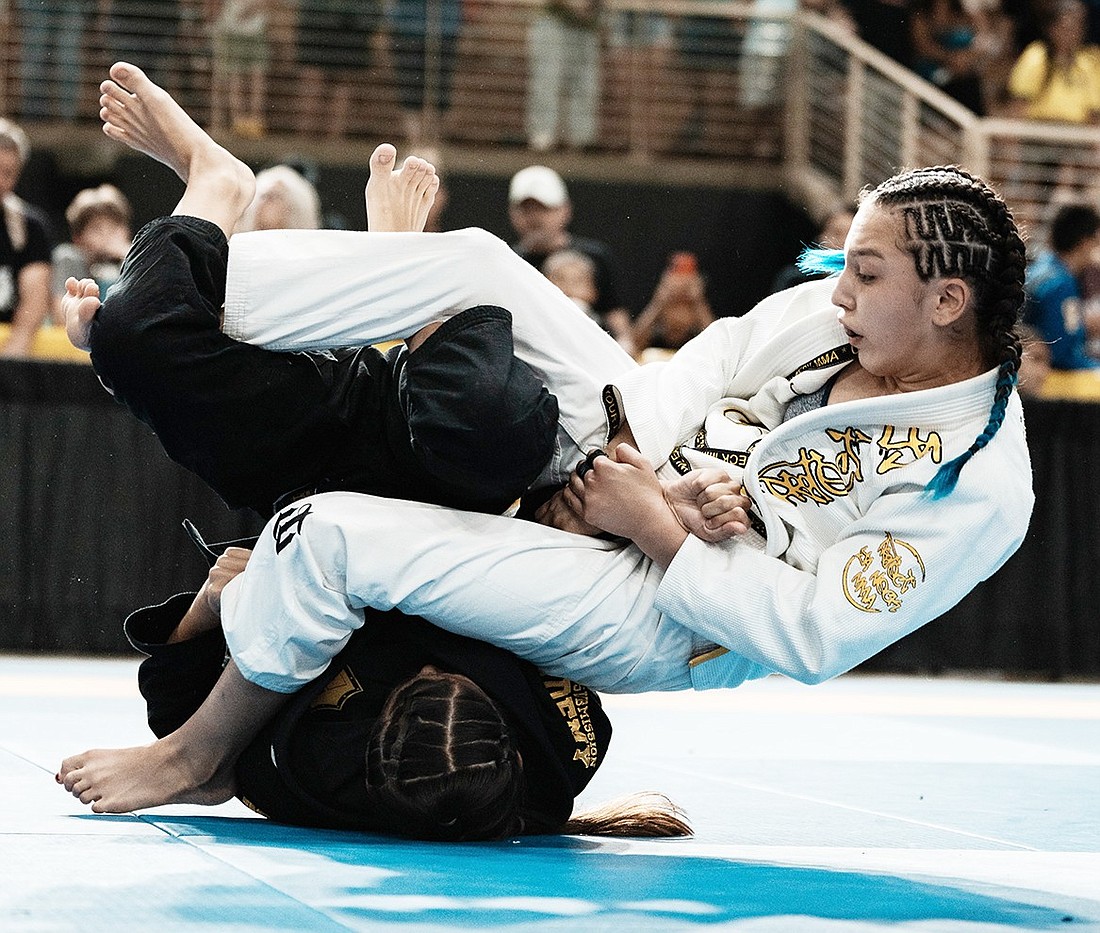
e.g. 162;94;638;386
1;2;1097;232
0;0;784;161
785;11;1100;241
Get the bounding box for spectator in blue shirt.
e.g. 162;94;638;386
1025;203;1100;370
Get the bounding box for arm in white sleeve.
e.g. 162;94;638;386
611;317;748;465
612;280;837;465
654;478;1029;684
219;508;367;693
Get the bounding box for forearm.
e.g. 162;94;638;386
629;506;688;569
3;300;48;355
167;589;222;644
125;594;231;739
8;264;51;348
166;659;288;775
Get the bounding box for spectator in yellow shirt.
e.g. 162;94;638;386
1006;0;1100;123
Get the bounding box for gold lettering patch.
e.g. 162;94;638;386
309;666;363;711
758;426;871;505
876;425;943;474
842;533;926;613
544;676;599;769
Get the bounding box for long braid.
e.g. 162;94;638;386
869;166;1026;498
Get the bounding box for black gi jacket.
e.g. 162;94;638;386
126;594;611;833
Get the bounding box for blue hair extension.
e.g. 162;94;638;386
924;361;1018;500
796;246;846;277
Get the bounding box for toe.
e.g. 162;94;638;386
109;61;141;88
370;143;397;176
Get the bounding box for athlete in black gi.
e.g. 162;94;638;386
58;63;689;840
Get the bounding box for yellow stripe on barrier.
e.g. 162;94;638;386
1037;368;1100;402
0;323;91;363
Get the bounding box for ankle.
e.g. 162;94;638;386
158;732;225;788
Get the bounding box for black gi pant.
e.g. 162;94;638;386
88;217;558;518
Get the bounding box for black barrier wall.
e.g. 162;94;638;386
2;359;1097;677
0;360;263;653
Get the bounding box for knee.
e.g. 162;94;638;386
404;307;558;503
274;492;365;563
448;227;513;268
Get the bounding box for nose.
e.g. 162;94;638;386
830;273;852;316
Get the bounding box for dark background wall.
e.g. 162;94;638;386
3;359;1097;680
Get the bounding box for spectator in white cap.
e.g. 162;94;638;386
508;165;633;351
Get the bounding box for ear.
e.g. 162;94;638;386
930;278;971;327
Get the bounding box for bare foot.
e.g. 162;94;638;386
364;143;440;233
57;738;236;813
99;62;255;230
62;277;101;352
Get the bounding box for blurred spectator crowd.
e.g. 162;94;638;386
4;0;1100;151
5;0;1100;382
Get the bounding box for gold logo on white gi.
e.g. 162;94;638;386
545;677;598;769
876;425;943;474
842;533;926;613
758;426;871;505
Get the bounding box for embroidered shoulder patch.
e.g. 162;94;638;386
842;532;926;613
543;676;599;769
758;426;871;505
876;425;943;474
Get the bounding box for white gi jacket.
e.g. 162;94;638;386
221;229;1034;693
617;280;1035;688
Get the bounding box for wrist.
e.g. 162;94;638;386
633;505;689;570
168;589;221;643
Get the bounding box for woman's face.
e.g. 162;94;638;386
1049;5;1085;54
830;200;943;380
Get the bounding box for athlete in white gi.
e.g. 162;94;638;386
220;170;1034;695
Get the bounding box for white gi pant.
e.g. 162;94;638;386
222;490;698;694
224;227;636;489
220;227;702;694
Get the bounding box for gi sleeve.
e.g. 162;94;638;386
125;593;230;738
656;471;1031;684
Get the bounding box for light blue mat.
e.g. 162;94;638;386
3;656;1098;931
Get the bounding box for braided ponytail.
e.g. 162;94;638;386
868;166;1026;498
924;359;1018;498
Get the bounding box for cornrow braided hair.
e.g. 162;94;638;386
870;166;1026;498
364;672;525;841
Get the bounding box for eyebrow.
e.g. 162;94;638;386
847;247;885;260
